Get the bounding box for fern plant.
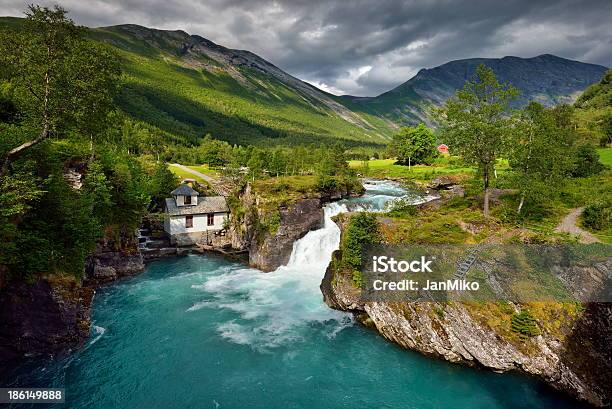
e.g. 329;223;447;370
511;310;541;339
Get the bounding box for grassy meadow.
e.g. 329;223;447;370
597;147;612;167
348;156;509;181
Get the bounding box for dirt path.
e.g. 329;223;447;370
172;164;235;196
554;207;600;243
171;163;217;184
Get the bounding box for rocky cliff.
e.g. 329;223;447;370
86;251;144;284
321;225;611;407
0;230;145;373
248;198;323;271
227;182;362;272
0;275;94;377
228;184;323;272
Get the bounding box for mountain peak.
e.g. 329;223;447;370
355;54;607;127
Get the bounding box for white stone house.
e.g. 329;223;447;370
164;184;229;246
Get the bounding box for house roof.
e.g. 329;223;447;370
171;184;199;196
165;196;229;216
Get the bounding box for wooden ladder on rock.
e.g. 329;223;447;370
453;245;483;280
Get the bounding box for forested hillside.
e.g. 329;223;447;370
574;69;612;145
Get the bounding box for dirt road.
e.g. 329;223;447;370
554;207;600;243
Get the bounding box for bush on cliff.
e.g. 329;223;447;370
341;213;379;287
511;309;540;339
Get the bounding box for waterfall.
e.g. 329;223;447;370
193;180;429;350
284;202;347;270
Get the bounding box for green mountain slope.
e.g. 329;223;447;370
1;17;607;147
0;17;392;146
345;54;608;127
574;69;612;143
90;24;393;147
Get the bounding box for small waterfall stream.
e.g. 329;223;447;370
285;179;430;272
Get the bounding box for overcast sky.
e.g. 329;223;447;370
1;0;611;96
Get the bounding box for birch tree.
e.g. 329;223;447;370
0;5;120;177
441;65;518;216
510;102;574;214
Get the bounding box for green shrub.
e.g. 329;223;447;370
387;198;418;217
273;182;290;192
511;310;540;339
582;201;611;231
571;144;603;177
342;213;379;275
315;175;339;193
352;270;364;288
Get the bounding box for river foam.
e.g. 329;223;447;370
190;180;419;351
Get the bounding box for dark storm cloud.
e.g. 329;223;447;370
1;0;610;96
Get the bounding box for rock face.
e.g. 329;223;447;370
249;198;323;272
85;233;145;284
86;251;144;283
0;231;145;374
0;276;94;376
321;236;611;407
226;182;355;272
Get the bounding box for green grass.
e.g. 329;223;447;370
597;147;612;167
186;165;219;176
349;157;476;181
167;164;208;184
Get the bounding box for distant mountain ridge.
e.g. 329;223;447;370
0;17;608;145
344;54;608;126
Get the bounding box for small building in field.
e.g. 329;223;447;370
164;184;229;246
437;144;449;154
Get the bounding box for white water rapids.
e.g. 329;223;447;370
193;180;433;350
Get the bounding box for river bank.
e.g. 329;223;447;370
0;176;361;372
0;180;590;409
0;178;607;408
320;181;611;407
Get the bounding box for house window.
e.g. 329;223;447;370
207;213;214;226
184;195;192;205
185;215;193;228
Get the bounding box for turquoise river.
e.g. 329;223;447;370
3;181;586;408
